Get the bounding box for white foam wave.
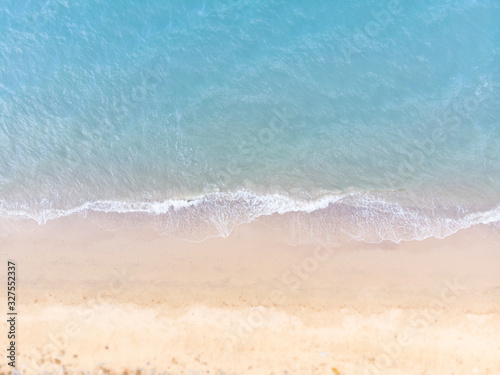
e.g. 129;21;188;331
0;191;344;223
0;190;499;243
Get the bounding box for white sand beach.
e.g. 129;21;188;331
1;217;499;374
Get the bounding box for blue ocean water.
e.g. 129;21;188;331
0;0;499;242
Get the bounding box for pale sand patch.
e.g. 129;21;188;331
0;216;499;374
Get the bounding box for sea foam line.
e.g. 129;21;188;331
0;190;345;224
0;190;499;242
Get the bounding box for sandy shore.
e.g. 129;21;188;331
1;216;500;374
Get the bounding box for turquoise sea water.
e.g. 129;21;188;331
0;0;499;242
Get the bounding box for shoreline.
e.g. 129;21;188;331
1;189;499;244
1;217;499;374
